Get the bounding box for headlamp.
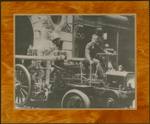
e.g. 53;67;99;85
126;74;135;89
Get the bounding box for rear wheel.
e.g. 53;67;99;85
61;89;90;108
15;64;31;107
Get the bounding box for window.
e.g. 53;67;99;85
51;16;62;25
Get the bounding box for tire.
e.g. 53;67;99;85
61;89;90;108
102;90;119;108
15;64;31;107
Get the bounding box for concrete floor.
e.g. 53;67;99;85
15;100;135;109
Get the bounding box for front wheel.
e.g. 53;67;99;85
61;89;90;108
102;90;119;108
15;64;31;107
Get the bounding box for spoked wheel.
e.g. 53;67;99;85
15;64;31;107
61;89;90;108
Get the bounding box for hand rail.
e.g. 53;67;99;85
96;53;118;56
15;55;65;61
68;58;86;62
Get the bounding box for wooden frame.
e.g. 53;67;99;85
1;1;149;123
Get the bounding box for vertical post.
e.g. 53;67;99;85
46;61;51;84
72;15;75;57
105;55;109;71
89;64;92;86
116;31;119;70
22;59;24;65
80;61;83;84
73;23;83;58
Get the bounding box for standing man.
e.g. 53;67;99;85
85;34;112;78
48;28;63;51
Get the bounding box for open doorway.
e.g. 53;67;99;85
103;28;135;71
102;28;118;69
119;30;135;71
15;16;33;55
15;16;34;64
75;26;96;58
102;28;117;52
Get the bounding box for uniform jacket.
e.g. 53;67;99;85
85;41;104;61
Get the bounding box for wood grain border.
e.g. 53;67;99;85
1;1;149;123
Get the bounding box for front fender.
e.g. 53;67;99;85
65;84;95;97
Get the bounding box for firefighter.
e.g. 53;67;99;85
85;34;113;78
48;28;67;68
48;27;63;51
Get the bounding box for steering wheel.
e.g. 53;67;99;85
96;53;118;71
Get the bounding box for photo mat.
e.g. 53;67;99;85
14;14;136;110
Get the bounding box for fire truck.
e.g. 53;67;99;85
15;51;135;108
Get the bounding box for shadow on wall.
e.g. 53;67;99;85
15;16;33;55
15;16;33;64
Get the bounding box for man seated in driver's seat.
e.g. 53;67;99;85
85;34;113;79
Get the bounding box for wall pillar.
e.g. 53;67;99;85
116;30;119;70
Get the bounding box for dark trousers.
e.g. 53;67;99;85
84;58;104;79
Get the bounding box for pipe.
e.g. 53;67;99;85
15;55;65;61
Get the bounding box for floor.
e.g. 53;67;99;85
15;99;135;109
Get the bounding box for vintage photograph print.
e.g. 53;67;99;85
14;15;135;109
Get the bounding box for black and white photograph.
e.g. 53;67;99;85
14;15;135;109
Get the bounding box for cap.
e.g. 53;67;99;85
50;31;60;41
92;34;98;38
